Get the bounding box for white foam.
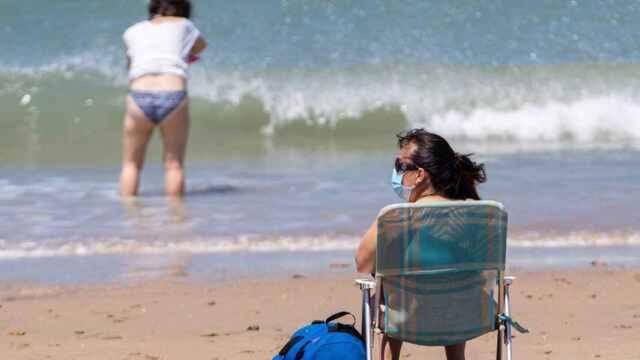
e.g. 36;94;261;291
508;231;640;248
188;67;640;144
19;94;32;106
0;49;125;83
1;231;639;259
429;96;640;142
0;235;359;259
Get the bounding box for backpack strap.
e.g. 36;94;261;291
325;311;356;326
329;323;365;343
277;335;305;356
294;340;312;360
498;314;530;333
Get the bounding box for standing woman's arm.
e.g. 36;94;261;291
190;36;207;55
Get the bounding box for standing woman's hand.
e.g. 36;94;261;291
187;37;206;63
190;36;207;55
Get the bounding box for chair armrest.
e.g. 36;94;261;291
355;278;376;290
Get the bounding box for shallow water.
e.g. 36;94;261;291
2;1;640;282
1;149;639;261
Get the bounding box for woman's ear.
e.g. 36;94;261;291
416;168;430;185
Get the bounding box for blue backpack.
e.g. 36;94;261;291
273;311;366;360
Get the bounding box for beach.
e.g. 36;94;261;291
3;1;640;359
2;267;639;360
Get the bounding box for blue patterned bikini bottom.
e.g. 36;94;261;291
130;90;187;124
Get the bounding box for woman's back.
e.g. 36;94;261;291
124;18;201;81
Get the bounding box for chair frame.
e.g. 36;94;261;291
356;275;516;360
356;201;518;360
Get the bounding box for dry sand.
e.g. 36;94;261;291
1;268;639;359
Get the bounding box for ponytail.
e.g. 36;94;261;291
452;153;486;200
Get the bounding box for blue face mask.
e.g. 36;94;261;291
391;168;414;201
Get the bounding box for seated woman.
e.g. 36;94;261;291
355;128;487;360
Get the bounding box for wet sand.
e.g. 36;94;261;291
1;268;639;359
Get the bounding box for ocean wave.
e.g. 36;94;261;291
428;96;640;142
508;232;640;248
2;63;640;147
0;50;124;81
0;236;359;259
1;231;639;259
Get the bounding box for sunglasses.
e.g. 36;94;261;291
395;158;420;173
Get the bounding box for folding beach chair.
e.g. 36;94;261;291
356;200;527;360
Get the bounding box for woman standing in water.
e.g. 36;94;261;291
120;0;206;197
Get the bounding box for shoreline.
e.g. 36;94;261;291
1;268;639;359
1;245;640;285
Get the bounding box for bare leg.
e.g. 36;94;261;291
120;96;154;197
380;336;402;360
445;342;466;360
159;98;189;197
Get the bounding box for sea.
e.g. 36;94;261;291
1;0;639;283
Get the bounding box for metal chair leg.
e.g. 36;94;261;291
356;279;376;360
496;324;503;360
496;272;504;360
504;276;515;360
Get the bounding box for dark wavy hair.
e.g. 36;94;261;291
149;0;192;19
397;128;486;201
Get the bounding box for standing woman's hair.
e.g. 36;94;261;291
149;0;192;19
397;129;487;201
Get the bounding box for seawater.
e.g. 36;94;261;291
1;1;640;279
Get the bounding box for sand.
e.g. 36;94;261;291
1;268;639;360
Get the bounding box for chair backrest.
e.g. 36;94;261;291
375;200;508;346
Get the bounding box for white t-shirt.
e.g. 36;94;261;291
123;19;201;80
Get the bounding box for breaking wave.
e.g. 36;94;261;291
1;231;639;259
